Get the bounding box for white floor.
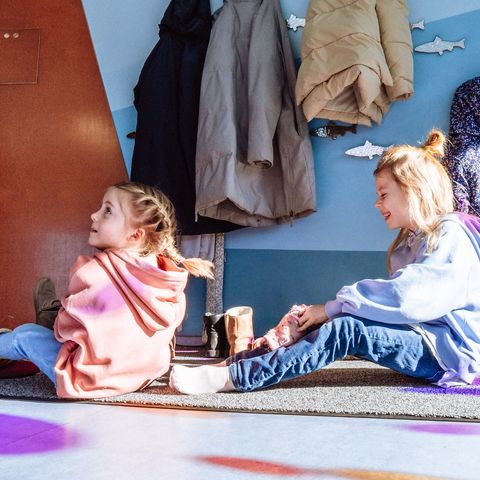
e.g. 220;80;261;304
0;399;479;480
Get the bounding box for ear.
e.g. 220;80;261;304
129;228;145;243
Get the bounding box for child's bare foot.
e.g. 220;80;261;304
169;364;234;394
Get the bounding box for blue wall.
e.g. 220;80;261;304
81;0;480;335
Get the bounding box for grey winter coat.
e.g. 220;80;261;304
195;0;316;227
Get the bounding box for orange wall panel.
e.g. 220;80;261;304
0;0;128;328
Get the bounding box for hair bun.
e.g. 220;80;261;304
423;129;445;157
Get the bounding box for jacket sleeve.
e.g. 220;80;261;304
376;0;413;101
325;222;472;324
246;5;284;168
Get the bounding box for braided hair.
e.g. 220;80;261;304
112;182;214;279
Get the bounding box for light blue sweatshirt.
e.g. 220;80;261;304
325;213;480;387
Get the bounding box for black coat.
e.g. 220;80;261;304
131;0;242;235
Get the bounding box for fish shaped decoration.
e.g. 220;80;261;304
410;19;425;31
310;121;357;140
285;14;305;32
345;141;391;159
415;36;465;55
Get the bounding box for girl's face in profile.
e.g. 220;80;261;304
89;188;138;251
374;169;414;231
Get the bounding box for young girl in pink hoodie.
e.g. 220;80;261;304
0;182;213;398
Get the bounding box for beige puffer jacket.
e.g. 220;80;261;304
296;0;413;126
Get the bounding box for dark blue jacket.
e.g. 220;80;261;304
131;0;242;234
445;77;480;216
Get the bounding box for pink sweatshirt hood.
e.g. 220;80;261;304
90;249;188;331
54;249;188;399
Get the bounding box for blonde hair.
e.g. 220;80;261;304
374;130;454;273
111;182;214;279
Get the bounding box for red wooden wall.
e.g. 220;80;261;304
0;0;128;328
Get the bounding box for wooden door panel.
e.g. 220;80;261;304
0;28;40;84
0;0;127;328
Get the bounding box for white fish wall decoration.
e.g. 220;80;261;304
285;14;305;32
415;36;465;55
410;19;425;31
345;141;391;159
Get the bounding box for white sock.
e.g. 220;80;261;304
169;364;235;395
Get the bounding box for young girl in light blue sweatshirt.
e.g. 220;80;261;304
170;130;480;394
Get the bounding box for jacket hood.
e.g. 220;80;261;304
92;249;189;331
159;0;211;40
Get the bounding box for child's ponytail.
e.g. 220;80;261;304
422;130;445;158
163;245;214;279
181;257;214;279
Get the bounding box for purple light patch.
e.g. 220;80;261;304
402;386;480;396
0;414;81;455
401;423;480;436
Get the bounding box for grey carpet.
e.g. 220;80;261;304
1;350;480;420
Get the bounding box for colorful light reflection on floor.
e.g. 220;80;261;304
0;413;80;455
196;455;449;479
399;422;480;436
402;387;480;396
401;376;480;396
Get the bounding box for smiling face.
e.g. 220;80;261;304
374;169;414;231
89;188;140;251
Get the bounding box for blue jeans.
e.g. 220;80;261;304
227;316;444;392
0;324;62;384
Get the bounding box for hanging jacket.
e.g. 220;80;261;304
54;249;188;398
131;0;242;235
296;0;413;126
325;213;480;388
195;0;316;227
444;77;480;216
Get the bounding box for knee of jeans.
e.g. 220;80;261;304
330;316;361;336
11;323;39;347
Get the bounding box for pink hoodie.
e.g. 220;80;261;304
54;249;188;399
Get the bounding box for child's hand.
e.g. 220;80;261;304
297;304;328;332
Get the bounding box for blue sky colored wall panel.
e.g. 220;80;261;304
81;1;480;252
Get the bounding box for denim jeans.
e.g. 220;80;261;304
227;315;444;392
0;324;62;384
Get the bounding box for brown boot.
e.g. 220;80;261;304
224;306;254;356
34;278;61;330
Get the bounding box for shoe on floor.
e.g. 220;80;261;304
0;329;13;368
0;360;39;379
0;358;13;369
34;277;61;329
0;328;39;378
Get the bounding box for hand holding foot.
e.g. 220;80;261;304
297;304;328;332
